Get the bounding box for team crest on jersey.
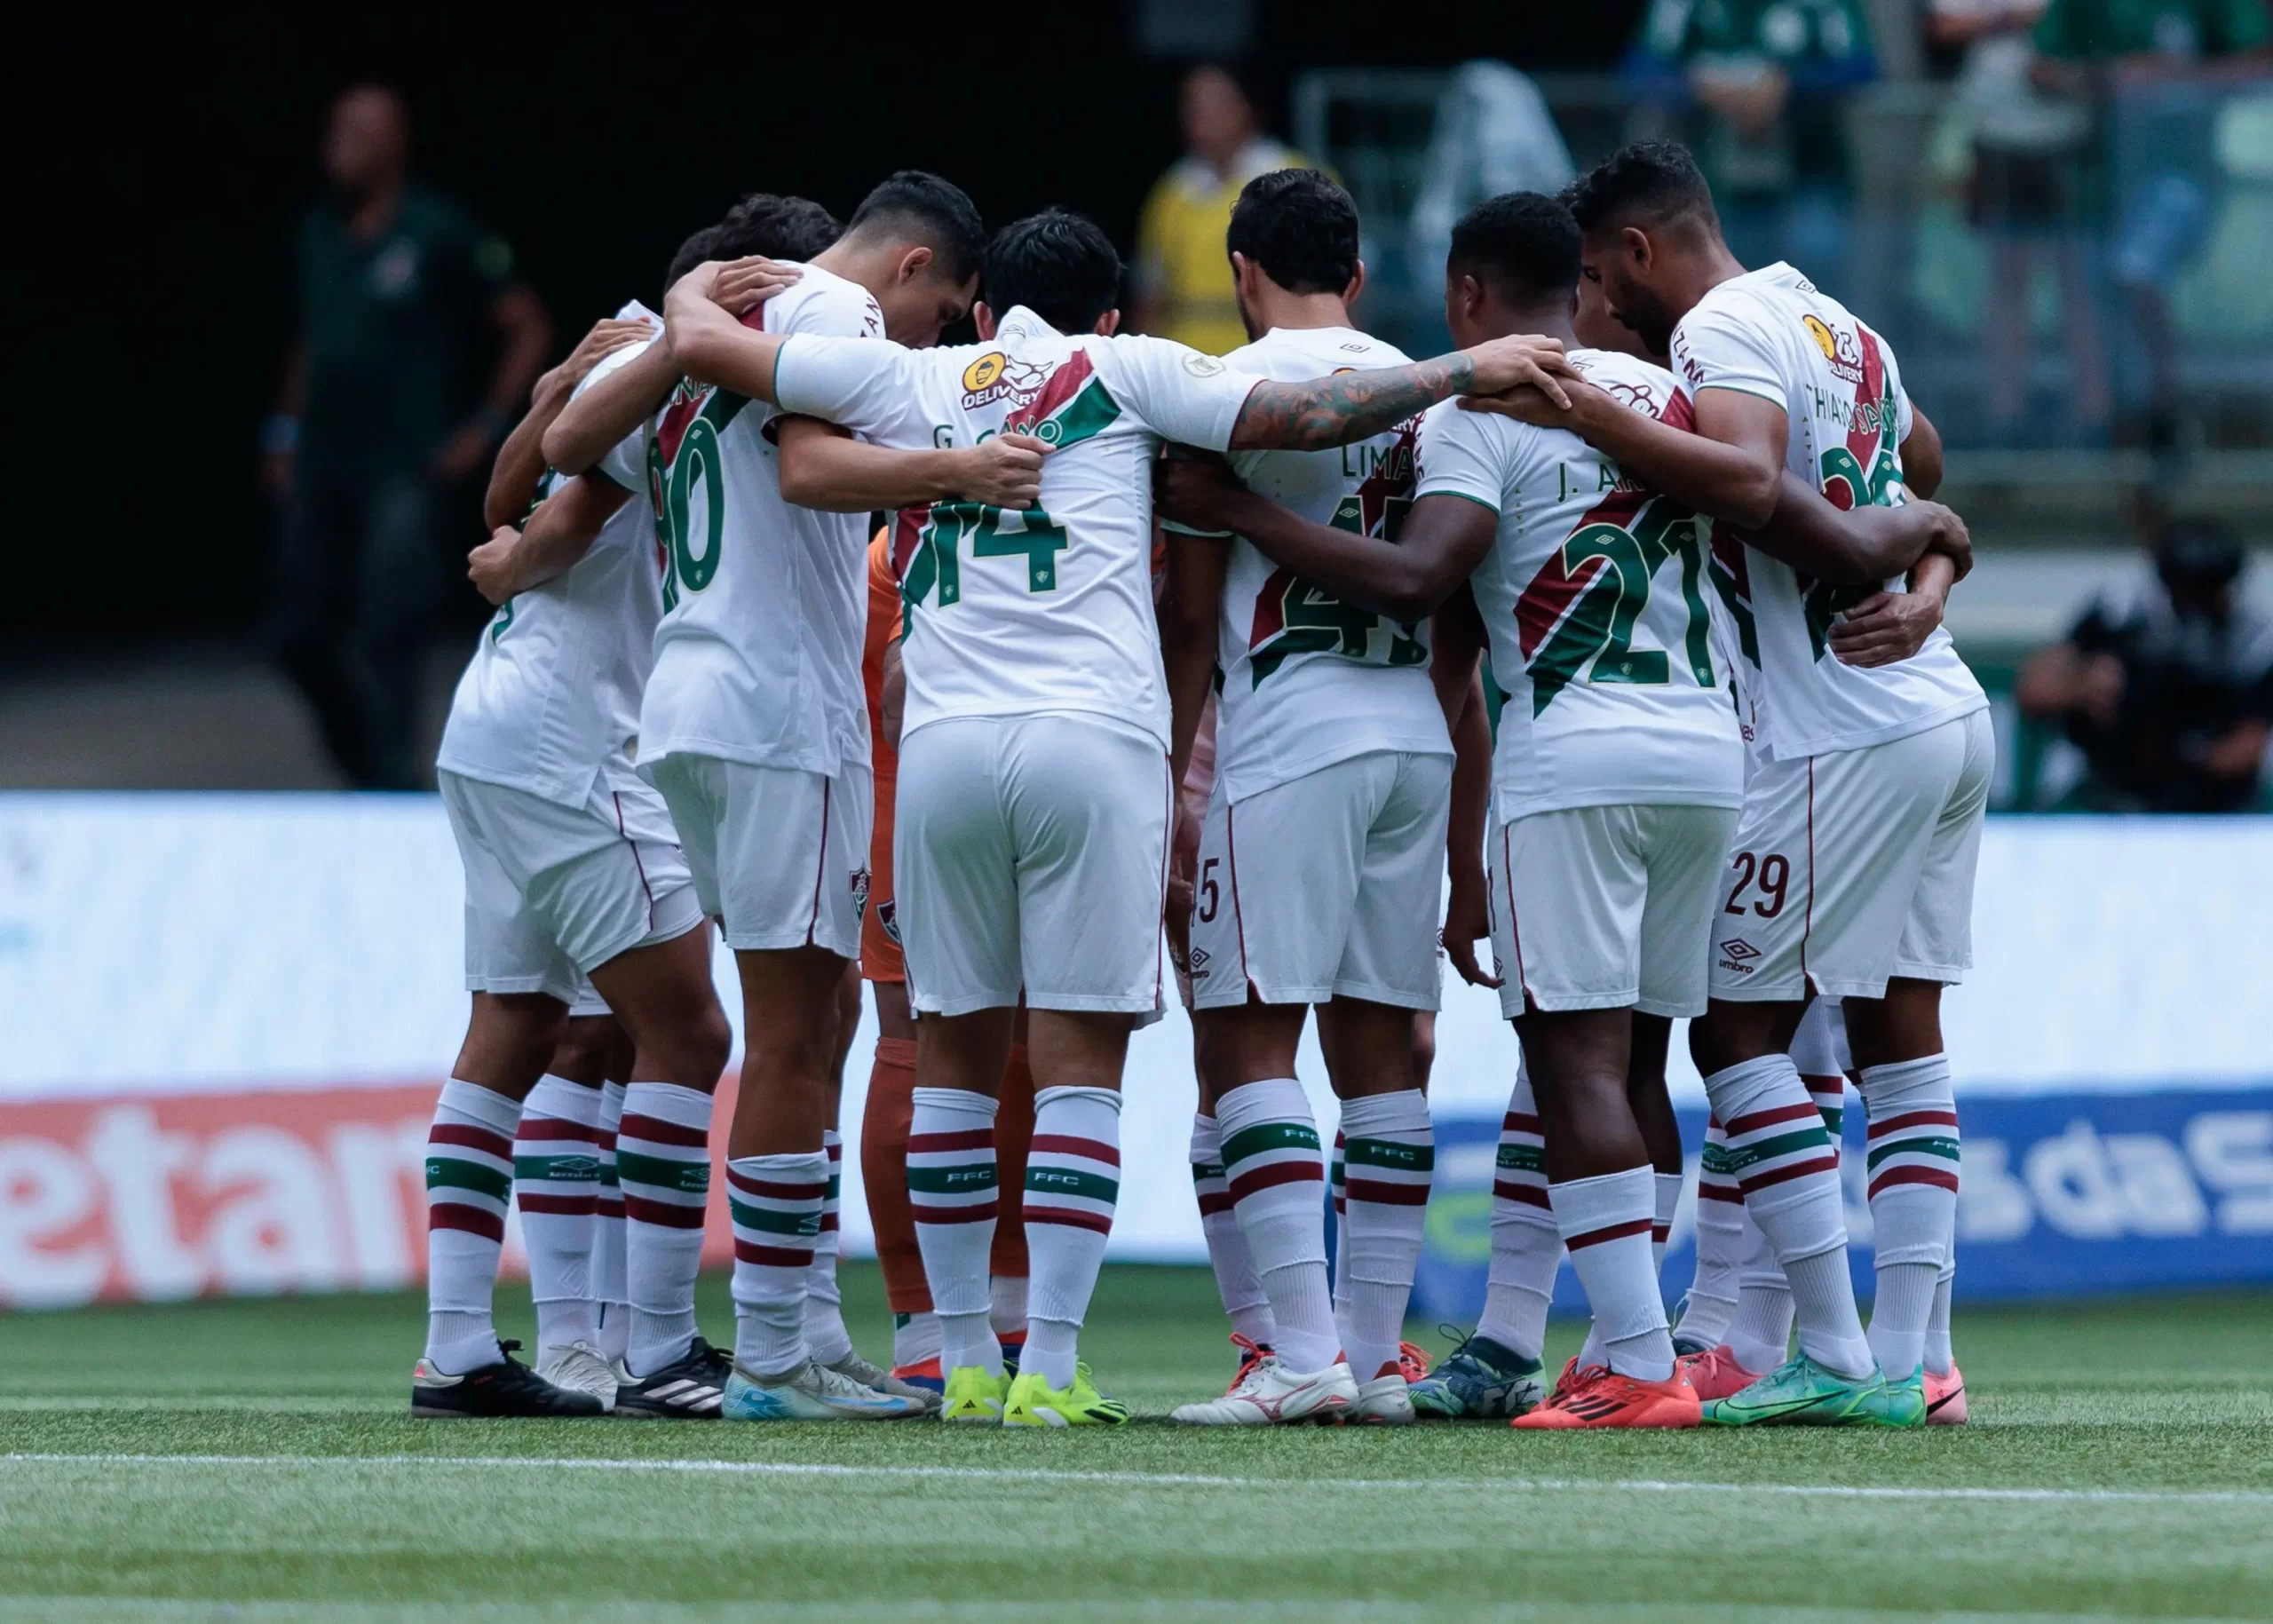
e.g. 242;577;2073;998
850;867;871;922
1802;314;1865;387
960;351;1052;410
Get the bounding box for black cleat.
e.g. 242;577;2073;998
411;1340;606;1418
614;1335;731;1419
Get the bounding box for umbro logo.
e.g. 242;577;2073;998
1722;939;1762;961
1187;947;1210;970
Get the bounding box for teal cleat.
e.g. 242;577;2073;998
1700;1354;1909;1427
1407;1333;1545;1421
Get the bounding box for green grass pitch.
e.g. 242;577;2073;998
2;1267;2269;1623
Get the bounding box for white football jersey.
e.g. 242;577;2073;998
437;306;668;807
1670;263;1986;759
1194;325;1450;805
1415;348;1743;821
638;262;884;779
773;305;1263;749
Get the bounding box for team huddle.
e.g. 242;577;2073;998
414;139;1982;1432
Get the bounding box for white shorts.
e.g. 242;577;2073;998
1488;801;1739;1020
645;754;873;961
897;714;1171;1018
1189;750;1450;1012
440;769;703;1007
1710;709;1993;1002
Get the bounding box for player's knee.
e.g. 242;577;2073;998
547;1017;619;1086
672;1002;733;1088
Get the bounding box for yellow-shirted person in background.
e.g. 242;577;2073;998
1132;65;1312;354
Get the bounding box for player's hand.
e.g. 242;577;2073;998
1913;500;1974;581
543;317;655;397
1458;376;1597;429
664;259;725;326
1461;333;1574;409
955;432;1047;510
466;526;527;606
1442;863;1501;989
1827;587;1944;668
1152;450;1246;531
710;256;803;317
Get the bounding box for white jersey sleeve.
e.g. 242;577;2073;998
773;334;932;450
1414;398;1512;512
1670;301;1788;410
1086;334;1259;453
580;316;661;492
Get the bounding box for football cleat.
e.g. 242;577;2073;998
940;1364;1010;1424
1002;1362;1130;1428
1512;1365;1701;1430
535;1339;620;1412
1343;1372;1416;1426
1170;1355;1356;1425
1676;1343;1767;1402
1223;1332;1273;1394
721;1356;928;1421
1408;1333;1545;1421
999;1330;1027;1377
1924;1361;1968;1425
1700;1354;1911;1428
614;1335;732;1420
826;1350;941;1414
891;1354;946;1395
411;1341;605;1419
1398;1340;1433;1384
1866;1366;1929;1428
1548;1356;1588;1406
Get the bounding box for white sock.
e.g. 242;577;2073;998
1729;1215;1795;1374
514;1075;604;1361
909;1088;1001;1378
804;1129;853;1365
423;1079;523;1374
1861;1055;1960;1380
1926;1255;1956;1378
1677;1114;1743;1352
618;1081;714;1378
1215;1079;1338;1374
727;1150;827;1379
1652;1169;1681;1281
1551;1166;1675;1382
1334;1089;1432;1383
1191;1113;1277;1348
1476;1073;1558;1366
1704;1055;1873;1380
593;1081;630;1364
991;1273;1028;1342
893;1311;942;1369
1022;1086;1121;1390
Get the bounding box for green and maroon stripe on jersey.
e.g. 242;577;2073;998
1003;350;1121;451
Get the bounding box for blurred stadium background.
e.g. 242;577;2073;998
4;0;2270;1319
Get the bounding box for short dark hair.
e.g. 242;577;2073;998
1225;169;1358;297
1564;140;1719;236
715;192;843;263
1448;192;1581;304
982;210;1122;336
846;170;987;285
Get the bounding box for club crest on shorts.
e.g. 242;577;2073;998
877;897;899;945
850;866;871;922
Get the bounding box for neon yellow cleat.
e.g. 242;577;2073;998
939;1365;1010;1425
1002;1361;1129;1428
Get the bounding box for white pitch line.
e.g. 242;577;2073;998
3;1453;2268;1506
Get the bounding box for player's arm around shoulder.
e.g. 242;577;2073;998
777;416;1046;514
664;261;790;405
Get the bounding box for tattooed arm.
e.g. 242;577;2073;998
1225;334;1572;453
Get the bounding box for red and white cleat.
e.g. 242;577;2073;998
1677;1343;1768;1402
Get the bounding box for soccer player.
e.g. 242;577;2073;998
1490;140;1987;1425
546;178;1045;1422
1151;170;1451;1427
413;303;732;1419
858;527;1038;1394
1156;190;1966;1429
661;208;1575;1425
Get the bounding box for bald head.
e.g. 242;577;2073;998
324;85;409;198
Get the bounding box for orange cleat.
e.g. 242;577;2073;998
1512;1365;1702;1430
1547;1356;1589;1406
1224;1333;1272;1395
890;1355;944;1395
1677;1343;1767;1402
1924;1362;1968;1425
1398;1340;1434;1385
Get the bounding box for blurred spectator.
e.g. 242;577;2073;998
1628;0;1880;295
1930;0;2110;440
1408;61;1576;290
263;85;551;788
2031;0;2271;457
1134;64;1308;352
2017;517;2273;810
